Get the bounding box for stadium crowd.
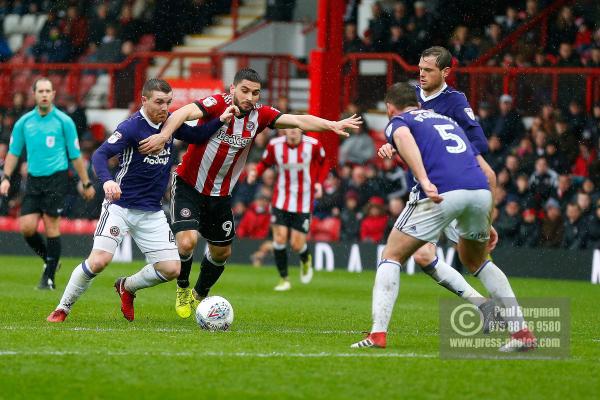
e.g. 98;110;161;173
1;0;600;250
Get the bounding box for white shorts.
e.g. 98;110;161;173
93;202;179;264
394;189;492;243
441;220;460;245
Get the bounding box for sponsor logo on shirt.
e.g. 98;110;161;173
216;130;252;148
142;147;171;165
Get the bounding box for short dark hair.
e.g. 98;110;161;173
142;78;172;98
420;46;452;70
32;77;53;92
384;82;419;109
233;68;261;85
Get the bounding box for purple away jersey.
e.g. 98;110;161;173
385;109;489;199
415;83;488;154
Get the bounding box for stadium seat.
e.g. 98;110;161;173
19;14;37;35
3;14;21;35
8;34;24;53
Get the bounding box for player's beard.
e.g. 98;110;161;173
233;97;254;115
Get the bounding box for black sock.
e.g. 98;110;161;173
177;253;193;288
45;236;61;281
24;232;47;261
274;247;288;278
194;256;225;297
299;245;309;263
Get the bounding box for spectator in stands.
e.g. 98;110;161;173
529;157;558;206
448;25;478;65
383;196;404;240
567;100;588;136
345;165;377;209
586;199;600;249
390;2;408;28
556;42;585;111
96;25;122;63
502;6;520;35
584;103;600;143
477;101;496;137
343;23;364;53
5;92;27;122
515;208;540;248
89;4;112;45
405;1;432;62
114;41;137;108
504;154;520;182
576;192;592;219
553;117;579;164
586;46;600;68
368;1;390;52
540;198;564;247
563;202;588;249
581;178;599;204
359;196;388;243
495;196;522;245
381;157;408;200
515;137;536;174
338;105;374;166
521;0;541;44
118;4;142;43
549;6;577;55
62;95;88;140
340;190;361;242
247;129;270;164
572;142;596;178
485;135;505;172
388;24;410;57
237;194;271;240
512;173;535;210
61;6;88;58
492;94;525;148
477;23;503;62
313;172;343;219
31;26;72;62
554;174;576;209
532;129;547;157
575;21;593;55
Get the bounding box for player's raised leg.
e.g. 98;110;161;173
351;228;426;349
272;224;291;291
290;217;312;285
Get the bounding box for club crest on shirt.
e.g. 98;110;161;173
110;226;120;236
108;131;122;144
203;97;218;108
180;208;191;218
246;121;255;131
46;136;55;148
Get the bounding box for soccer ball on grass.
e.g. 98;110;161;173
195;296;234;331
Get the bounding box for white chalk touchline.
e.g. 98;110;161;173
0;350;436;358
0;325;364;335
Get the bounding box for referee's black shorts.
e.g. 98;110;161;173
21;170;69;217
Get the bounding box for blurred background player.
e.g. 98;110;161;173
46;79;236;322
247;127;328;291
0;78;95;290
353;83;534;351
138;68;361;319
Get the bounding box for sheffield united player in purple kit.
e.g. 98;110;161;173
47;79;237;322
352;83;535;352
380;47;503;327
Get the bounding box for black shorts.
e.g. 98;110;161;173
271;207;311;234
171;176;235;246
21;170;69;217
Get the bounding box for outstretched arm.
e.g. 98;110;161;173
139;103;205;153
174;106;238;144
274;114;362;137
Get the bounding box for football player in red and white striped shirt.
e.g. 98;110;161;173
139;68;361;317
247;128;328;290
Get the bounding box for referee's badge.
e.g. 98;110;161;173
46;136;56;148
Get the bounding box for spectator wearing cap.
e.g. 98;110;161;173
514;208;540;247
340;190;362;242
492;94;525;148
540;198;564;247
495;195;522;244
586;198;600;249
360;196;388;243
563;203;588;249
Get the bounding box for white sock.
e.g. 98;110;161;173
124;264;168;293
371;259;401;333
422;258;487;307
475;261;525;333
57;261;96;313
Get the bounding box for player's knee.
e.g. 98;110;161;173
414;248;435;268
210;246;231;263
87;252;112;273
156;261;180;280
176;235;197;255
290;239;305;253
20;225;37;237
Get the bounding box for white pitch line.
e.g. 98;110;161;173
0;350;436;359
0;325;363;335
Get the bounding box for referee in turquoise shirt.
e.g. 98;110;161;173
0;78;96;290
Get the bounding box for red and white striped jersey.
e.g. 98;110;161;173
176;93;281;196
256;135;328;214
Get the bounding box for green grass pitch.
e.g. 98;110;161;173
0;255;598;399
